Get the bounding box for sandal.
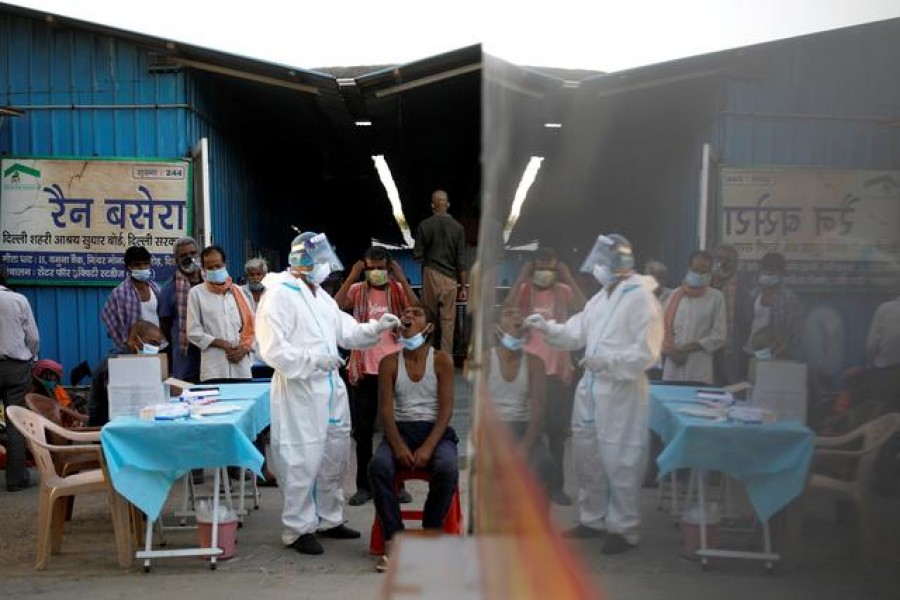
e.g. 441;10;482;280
376;554;389;573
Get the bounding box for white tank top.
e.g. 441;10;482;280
394;347;439;422
487;348;530;422
140;291;160;326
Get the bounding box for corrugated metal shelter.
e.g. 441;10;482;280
0;3;481;373
494;18;900;370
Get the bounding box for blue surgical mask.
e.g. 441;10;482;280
140;343;161;355
754;347;773;360
305;262;331;285
130;268;152;282
758;274;781;288
205;267;229;284
592;263;616;287
685;270;711;288
399;333;426;351
500;332;525;352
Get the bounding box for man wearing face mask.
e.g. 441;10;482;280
524;233;663;554
504;246;586;506
255;232;400;555
240;257;268;310
485;305;552;496
159;237;204;383
88;320;167;426
744;252;803;363
334;245;419;506
661;251;727;385
100;245;160;353
186;245;255;383
368;305;457;572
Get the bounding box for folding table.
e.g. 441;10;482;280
649;384;814;570
101;382;270;570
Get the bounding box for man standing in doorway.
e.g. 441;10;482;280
0;263;40;492
413;190;468;355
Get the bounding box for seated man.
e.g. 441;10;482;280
88;320;167;426
30;359;74;408
485;305;553;496
369;306;458;572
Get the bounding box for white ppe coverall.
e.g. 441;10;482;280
544;273;663;544
256;272;381;545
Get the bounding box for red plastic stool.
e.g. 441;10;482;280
369;469;463;555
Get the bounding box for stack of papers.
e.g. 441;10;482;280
677;406;727;421
695;389;735;405
152;404;189;420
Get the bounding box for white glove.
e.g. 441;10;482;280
580;356;611;374
523;313;550;333
313;355;344;371
375;313;401;333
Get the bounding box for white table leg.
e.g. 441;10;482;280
143;513;154;572
210;468;221;569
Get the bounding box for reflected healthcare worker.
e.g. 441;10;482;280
525;234;663;554
255;232;400;555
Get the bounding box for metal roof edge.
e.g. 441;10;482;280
579;16;900;91
0;1;339;93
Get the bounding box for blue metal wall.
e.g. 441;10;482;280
184;78;270;280
714;24;900;370
1;11;290;374
1;12;195;374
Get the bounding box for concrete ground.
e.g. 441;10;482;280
3;376;900;598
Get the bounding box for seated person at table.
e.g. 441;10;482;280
88;320;167;426
368;306;458;572
485;306;553;497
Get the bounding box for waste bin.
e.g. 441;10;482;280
196;502;239;559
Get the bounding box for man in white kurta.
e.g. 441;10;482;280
255;232;399;555
661;251;727;385
526;234;663;554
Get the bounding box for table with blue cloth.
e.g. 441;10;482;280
649;384;814;569
101;382;270;569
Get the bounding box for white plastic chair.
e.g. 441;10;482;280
807;412;900;565
6;406;133;569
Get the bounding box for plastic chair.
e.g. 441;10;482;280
369;470;463;556
807;412;900;565
25;393;100;477
5;406;133;570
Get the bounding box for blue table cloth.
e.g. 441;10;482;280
649;384;814;521
101;383;271;520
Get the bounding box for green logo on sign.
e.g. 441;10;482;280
2;163;41;189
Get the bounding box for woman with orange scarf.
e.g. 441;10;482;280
186;245;256;383
661;250;727;385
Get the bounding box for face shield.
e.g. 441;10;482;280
288;232;344;272
579;233;635;274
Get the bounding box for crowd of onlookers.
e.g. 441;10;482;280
3;187;899;566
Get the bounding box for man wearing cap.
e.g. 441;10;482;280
0;262;41;491
255;232;401;555
525;233;663;554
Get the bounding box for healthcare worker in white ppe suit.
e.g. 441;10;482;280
256;231;401;555
525;234;663;554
